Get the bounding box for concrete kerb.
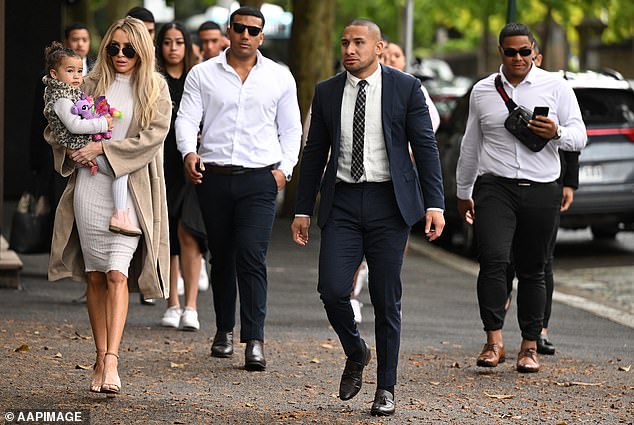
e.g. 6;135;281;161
407;237;634;329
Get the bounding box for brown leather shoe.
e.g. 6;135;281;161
516;348;540;373
476;343;505;367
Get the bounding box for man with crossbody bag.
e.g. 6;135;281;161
456;23;586;373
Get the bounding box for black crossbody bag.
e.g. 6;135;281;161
494;75;550;152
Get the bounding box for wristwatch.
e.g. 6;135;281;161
553;126;562;140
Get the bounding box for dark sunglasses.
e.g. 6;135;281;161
501;47;533;57
106;43;136;59
232;23;262;36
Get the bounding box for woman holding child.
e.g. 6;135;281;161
45;16;171;395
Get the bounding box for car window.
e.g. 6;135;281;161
574;88;634;125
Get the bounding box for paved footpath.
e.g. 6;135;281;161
0;219;632;424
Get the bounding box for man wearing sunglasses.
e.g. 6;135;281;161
176;6;301;372
456;23;586;374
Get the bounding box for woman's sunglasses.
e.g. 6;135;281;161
232;23;262;36
501;47;533;57
106;43;136;59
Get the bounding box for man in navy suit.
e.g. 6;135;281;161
291;19;445;416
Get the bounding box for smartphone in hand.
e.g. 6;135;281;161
532;106;549;120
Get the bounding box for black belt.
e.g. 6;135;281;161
204;163;276;176
482;174;555;187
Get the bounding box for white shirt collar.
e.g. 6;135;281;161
498;62;539;86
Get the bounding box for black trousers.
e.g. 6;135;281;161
506;206;561;329
196;167;278;342
473;174;560;340
318;182;409;388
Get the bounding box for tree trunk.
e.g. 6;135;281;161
280;0;334;217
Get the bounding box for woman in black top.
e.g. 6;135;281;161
156;21;207;331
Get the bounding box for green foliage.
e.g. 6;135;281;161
333;0;633;56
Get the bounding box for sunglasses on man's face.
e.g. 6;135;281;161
106;43;136;59
232;23;262;36
501;47;533;57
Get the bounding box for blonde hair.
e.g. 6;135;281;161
90;16;161;129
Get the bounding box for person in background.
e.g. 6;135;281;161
191;43;203;64
197;21;224;60
156;21;208;332
456;23;586;374
46;16;171;395
292;19;444;416
381;40;440;132
126;6;155;40
176;6;302;371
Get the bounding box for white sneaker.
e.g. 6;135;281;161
161;306;182;328
198;259;209;292
353;261;368;297
181;308;200;331
177;275;185;296
350;298;363;324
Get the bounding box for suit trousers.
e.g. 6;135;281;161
318;182;409;388
196;168;278;342
474;174;560;340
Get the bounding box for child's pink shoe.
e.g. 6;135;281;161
109;209;142;237
90;164;99;176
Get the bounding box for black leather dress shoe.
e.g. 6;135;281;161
370;389;395;416
211;331;233;358
537;335;555;355
245;340;266;371
339;339;371;400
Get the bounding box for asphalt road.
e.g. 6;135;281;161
0;218;632;423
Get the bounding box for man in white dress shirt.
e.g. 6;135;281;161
456;23;586;374
176;6;302;371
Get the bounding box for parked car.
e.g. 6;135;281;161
437;70;634;253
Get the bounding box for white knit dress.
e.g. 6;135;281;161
73;74;140;276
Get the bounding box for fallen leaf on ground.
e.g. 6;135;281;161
75;364;92;370
319;343;334;349
75;331;91;339
170;362;186;369
14;344;30;352
54;352;62;358
555;381;604;387
618;365;631;372
484;392;514;399
310;358;320;363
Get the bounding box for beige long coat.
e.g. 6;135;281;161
45;73;172;300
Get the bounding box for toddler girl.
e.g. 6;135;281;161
42;41;141;236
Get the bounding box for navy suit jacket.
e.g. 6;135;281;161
295;65;445;228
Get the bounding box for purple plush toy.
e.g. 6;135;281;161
71;94;120;141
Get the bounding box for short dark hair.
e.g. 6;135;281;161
229;6;265;27
345;19;382;41
198;21;221;34
499;23;535;46
64;23;89;40
126;6;155;24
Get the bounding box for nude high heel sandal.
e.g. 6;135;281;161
100;352;121;395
